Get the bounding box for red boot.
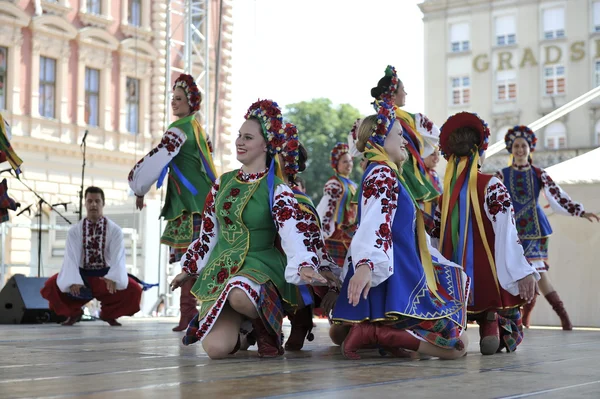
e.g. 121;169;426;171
173;277;198;332
545;291;573;331
522;295;537;328
285;307;315;351
341;323;377;360
375;325;421;353
479;311;500;355
251;318;284;358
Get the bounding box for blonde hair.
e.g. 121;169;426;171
356;115;377;152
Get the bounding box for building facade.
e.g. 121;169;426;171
0;0;233;289
419;0;600;171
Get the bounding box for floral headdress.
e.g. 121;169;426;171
504;125;537;153
173;74;201;112
282;123;300;180
347;118;363;158
439;112;490;159
244;99;286;155
380;65;399;104
330;142;350;170
369;101;396;147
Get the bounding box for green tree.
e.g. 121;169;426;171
284;98;363;203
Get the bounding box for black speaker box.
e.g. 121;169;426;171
0;274;65;324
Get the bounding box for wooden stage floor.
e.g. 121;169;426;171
1;318;599;399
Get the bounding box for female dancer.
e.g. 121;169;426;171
496;126;599;330
170;100;326;359
128;74;217;331
434;113;539;355
332;103;470;360
316;143;357;268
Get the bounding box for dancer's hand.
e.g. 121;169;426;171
517;274;536;303
348;264;371;307
582;212;600;223
320;270;341;289
170;272;189;291
101;278;117;294
69;284;84;296
135;195;144;210
320;290;339;316
299;267;327;285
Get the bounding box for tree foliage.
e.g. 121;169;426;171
284;98;363;203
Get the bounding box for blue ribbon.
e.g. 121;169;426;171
199;151;216;183
267;158;276;209
156;162;198;196
298;285;314;306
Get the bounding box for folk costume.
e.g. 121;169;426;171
0;114;22;223
128;74;217;331
316;142;358;267
280;123;341;351
496;125;586;330
433;112;540;355
180;100;320;358
332;103;470;360
41;217;143;325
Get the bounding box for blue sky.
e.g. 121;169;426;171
231;0;425;130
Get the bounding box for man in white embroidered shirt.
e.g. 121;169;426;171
41;187;142;326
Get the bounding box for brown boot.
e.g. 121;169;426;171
341;323;377;360
522;295;537;328
251;318;284;358
173;277;198;332
61;311;83;326
284;307;315;351
479;311;500;355
545;291;573;331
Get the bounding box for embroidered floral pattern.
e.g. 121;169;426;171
419;114;434;133
540;169;584;216
321;178;342;237
127;130;184;183
355;258;375;271
237;168;268;183
486;182;513;223
182;183;219;275
195;280;260;341
362;165;398;253
295;203;334;267
82;217;108;269
272;190;297;229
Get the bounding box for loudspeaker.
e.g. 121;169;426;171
0;274;65;324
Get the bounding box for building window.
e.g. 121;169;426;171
126;77;140;134
543;7;565;39
450;22;470;52
85;67;100;126
544;65;565;95
545;122;567;150
39;56;57;119
496;70;517;101
495;15;516;46
594;2;600;32
86;0;101;14
451;76;470;105
0;47;7;110
128;0;141;26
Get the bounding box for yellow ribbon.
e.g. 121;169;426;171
191;118;218;178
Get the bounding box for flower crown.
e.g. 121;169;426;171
244;99;286;155
504;125;537;153
173;74;201;112
283;123;300;178
370;101;396;147
330;142;350;170
439;112;490;159
380;65;399;103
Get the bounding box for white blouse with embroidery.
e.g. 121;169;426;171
180;169;320;286
431;176;539;296
56;217;128;293
316;177;343;239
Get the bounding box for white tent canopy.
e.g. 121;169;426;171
545;147;600;184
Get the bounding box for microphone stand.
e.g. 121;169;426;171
78;130;89;221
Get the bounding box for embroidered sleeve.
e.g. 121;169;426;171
128;127;187;197
349;165;398;287
273;185;321;286
56;225;85;293
180;179;220;276
493;169;504;181
316;178;343;239
540;169;585;217
414;113;440;157
484;177;539;295
103;223;129;290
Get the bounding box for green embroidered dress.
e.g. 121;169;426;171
180;169;318;342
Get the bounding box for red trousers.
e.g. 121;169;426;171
41;274;142;319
